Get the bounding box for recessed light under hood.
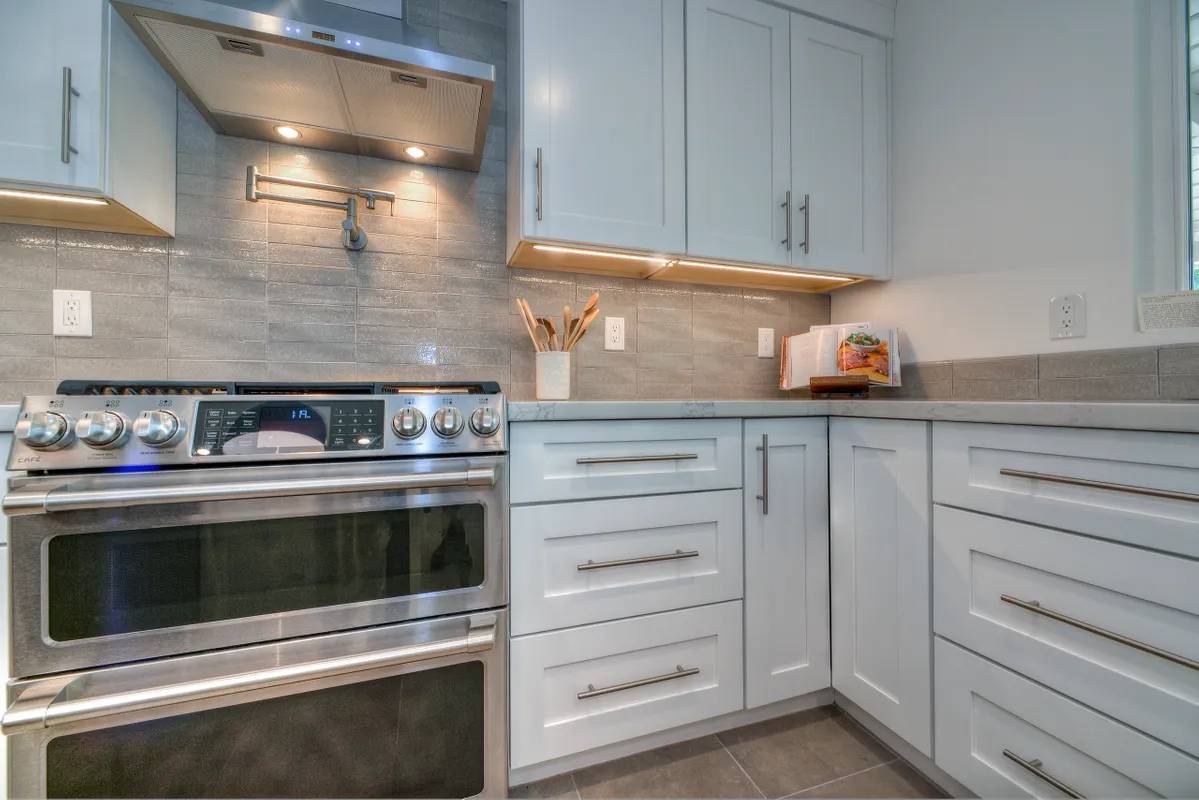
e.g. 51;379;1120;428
113;0;496;171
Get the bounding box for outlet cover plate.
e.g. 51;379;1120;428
53;289;93;337
604;316;625;351
1049;293;1086;340
757;327;774;358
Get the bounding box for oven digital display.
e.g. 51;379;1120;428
257;404;329;448
193;400;385;456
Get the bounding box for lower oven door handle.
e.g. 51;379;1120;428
2;466;497;515
1;615;497;735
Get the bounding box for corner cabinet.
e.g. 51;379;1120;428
507;0;686;260
829;418;931;756
743;418;831;708
0;1;176;236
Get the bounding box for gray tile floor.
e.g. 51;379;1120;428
510;706;947;799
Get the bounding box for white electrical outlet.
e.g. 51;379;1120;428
604;316;625;351
1049;293;1086;340
53;289;93;337
757;327;774;358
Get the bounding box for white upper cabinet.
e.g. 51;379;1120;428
743;419;831;708
791;15;888;278
513;0;686;254
685;0;792;266
830;418;931;757
0;1;176;236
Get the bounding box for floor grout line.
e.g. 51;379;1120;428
568;772;582;800
718;738;768;800
776;758;899;800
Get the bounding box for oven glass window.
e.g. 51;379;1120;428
46;661;485;799
47;505;486;641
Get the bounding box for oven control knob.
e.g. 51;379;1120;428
133;410;182;447
469;406;501;437
431;406;464;438
15;411;74;450
76;411;128;448
392;407;427;439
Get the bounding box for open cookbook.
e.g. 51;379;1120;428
779;323;902;389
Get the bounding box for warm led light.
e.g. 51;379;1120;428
674;259;855;282
0;189;108;206
274;125;302;140
357;437;372;445
404;146;427;159
532;244;669;265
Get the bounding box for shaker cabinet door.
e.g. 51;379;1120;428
521;0;686;253
830;418;932;756
0;0;104;192
685;0;792;266
790;15;888;277
743;418;831;708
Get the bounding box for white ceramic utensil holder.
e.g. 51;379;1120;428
536;351;571;400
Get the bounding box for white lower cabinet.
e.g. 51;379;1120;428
743;418;830;708
935;638;1199;798
509;601;744;769
830;418;932;757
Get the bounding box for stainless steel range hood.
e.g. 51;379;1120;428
113;0;495;171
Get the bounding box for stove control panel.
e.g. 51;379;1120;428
8;393;505;472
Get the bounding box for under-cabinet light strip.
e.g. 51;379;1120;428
532;243;855;283
0;189;108;206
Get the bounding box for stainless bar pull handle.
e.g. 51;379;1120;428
798;193;811;254
999;468;1199;504
535;147;544;221
755;433;769;515
1002;749;1086;799
781;190;792;250
576;453;699;465
1000;595;1199;671
61;67;80;164
577;665;699;700
3;467;497;515
2;620;496;735
578;549;700;572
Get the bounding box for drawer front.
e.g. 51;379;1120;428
935;638;1199;799
511;490;743;636
933;506;1199;755
510;601;744;769
933;422;1199;557
510;419;742;504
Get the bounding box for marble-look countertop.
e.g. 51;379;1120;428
0;404;16;433
509;400;1199;433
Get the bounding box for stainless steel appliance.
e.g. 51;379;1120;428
111;0;496;171
2;380;509;799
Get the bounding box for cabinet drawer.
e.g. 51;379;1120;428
510;601;743;769
934;506;1199;755
511;490;743;636
935;638;1199;798
510;419;742;504
933;423;1199;557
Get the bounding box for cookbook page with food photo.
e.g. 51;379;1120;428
779;323;903;390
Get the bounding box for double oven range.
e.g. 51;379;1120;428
2;381;508;799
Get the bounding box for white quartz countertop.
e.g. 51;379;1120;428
0;404;16;433
509;400;1199;433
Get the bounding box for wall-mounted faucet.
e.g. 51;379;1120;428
245;166;397;251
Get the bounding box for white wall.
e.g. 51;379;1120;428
832;0;1197;362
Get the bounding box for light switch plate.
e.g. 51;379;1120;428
757;327;775;358
53;289;93;337
1049;293;1086;340
604;316;625;351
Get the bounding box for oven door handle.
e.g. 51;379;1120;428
1;614;497;735
2;466;497;515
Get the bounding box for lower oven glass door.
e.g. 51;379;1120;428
4;610;507;799
7;457;506;677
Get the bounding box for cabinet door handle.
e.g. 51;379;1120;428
1002;750;1086;799
61;67;80;164
781;191;792;250
534;146;543;221
577;549;700;572
577;665;699;700
755;433;769;515
1000;595;1199;671
798;193;810;254
576;453;698;465
998;468;1199;503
